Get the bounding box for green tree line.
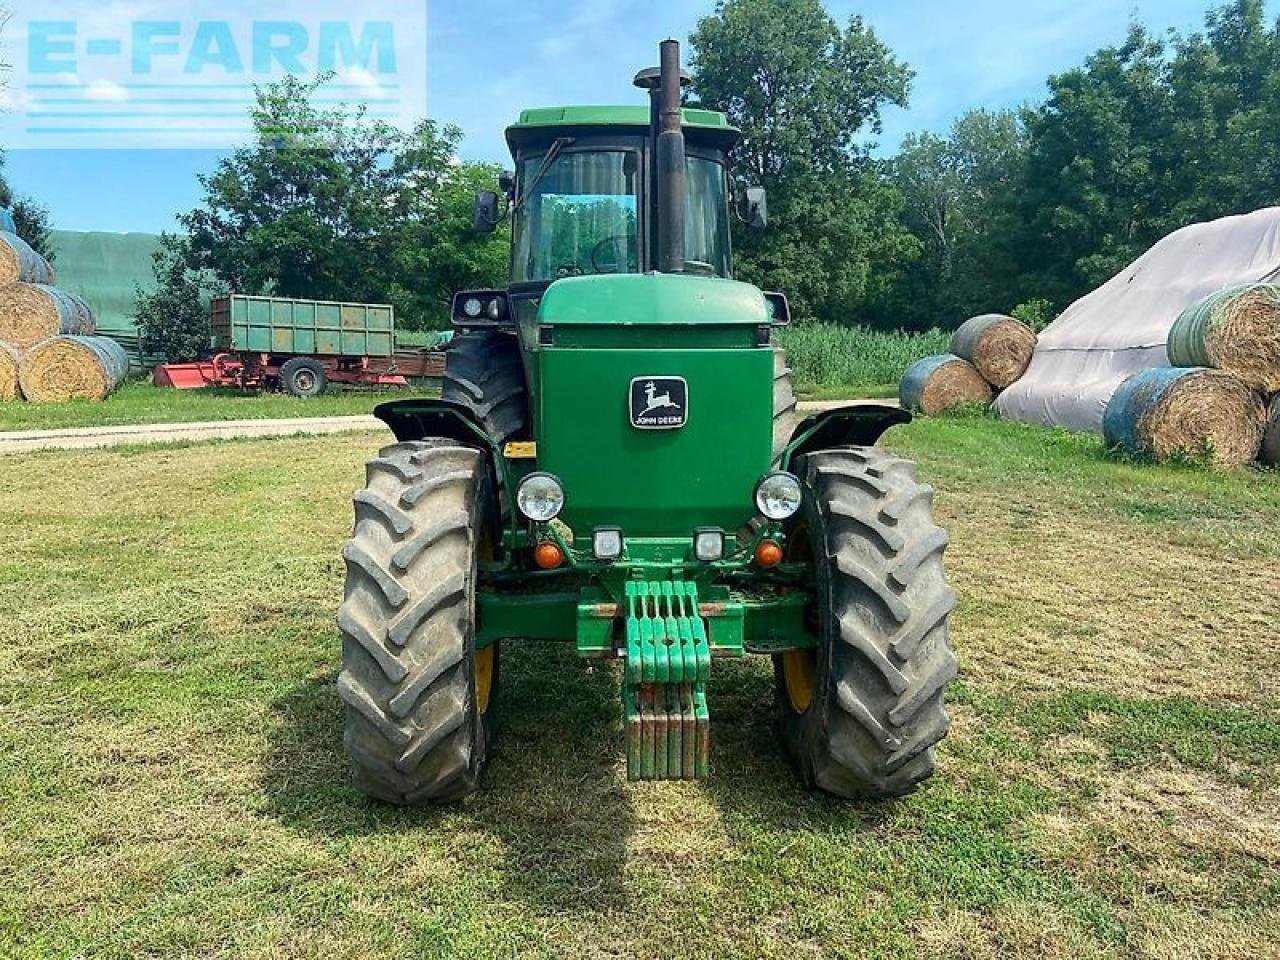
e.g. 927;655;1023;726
691;0;1280;332
127;0;1280;358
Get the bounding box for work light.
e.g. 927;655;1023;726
516;473;565;522
755;472;802;520
592;527;624;561
462;297;483;318
693;527;724;562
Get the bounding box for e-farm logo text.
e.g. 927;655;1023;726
2;1;427;148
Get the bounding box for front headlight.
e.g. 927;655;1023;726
755;471;802;520
516;473;565;522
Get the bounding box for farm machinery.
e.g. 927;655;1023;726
338;40;957;802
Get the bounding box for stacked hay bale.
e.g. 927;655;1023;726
899;314;1037;416
1104;283;1280;467
0;234;127;403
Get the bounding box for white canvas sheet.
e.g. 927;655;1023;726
996;207;1280;433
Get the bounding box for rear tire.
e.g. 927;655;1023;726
774;446;957;798
443;331;528;444
280;357;327;397
337;440;498;804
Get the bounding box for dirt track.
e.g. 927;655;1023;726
0;401;883;455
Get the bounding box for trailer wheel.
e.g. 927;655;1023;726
774;446;957;799
337;440;498;804
443;331;528;444
280;357;328;397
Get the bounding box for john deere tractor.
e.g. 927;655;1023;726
337;40;957;803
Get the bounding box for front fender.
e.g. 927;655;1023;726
779;403;911;470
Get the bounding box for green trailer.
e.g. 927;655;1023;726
157;295;411;395
334;40;958;802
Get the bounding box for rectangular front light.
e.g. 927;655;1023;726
592;526;623;561
693;527;724;562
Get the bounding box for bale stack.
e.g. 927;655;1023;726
0;232;54;286
0;239;126;404
1102;282;1280;468
19;336;129;403
950;314;1038;389
1103;367;1265;467
899;354;993;415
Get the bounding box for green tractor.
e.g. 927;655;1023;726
337;40;957;803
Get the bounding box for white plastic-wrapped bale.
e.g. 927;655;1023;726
899;354;993;415
949;314;1037;388
0;232;54;285
18;335;128;403
0;283;96;349
1167;283;1280;393
1102;367;1265;467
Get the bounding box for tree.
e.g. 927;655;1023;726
135;234;215;362
159;75;506;332
689;0;917;324
888;110;1027;328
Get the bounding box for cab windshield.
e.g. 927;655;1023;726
512;148;731;282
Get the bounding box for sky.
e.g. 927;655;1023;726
5;0;1267;235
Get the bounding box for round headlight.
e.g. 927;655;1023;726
516;473;565;522
486;297;505;320
462;297;483;318
755;471;802;520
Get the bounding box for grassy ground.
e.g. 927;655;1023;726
1;416;1277;958
0;381;426;432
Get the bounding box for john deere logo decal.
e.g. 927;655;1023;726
629;376;688;429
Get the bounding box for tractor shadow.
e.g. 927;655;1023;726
261;641;637;916
262;647;899;916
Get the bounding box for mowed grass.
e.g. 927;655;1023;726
1;418;1278;958
779;322;951;398
0;381;429;433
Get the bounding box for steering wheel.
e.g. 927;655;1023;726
590;235;629;274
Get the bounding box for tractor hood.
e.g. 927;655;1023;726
530;272;776;538
537;274;770;328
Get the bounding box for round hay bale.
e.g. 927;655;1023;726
18;335;128;403
0;232;54;285
1167;284;1280;392
0;342;19;401
899;354;993;415
0;283;97;350
949;314;1037;388
1261;396;1280;466
1103;367;1265;467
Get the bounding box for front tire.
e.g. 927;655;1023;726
337;440;498;804
775;446;957;798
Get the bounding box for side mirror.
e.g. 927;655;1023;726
473;191;500;234
744;186;768;230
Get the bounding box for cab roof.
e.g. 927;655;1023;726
505;105;740;153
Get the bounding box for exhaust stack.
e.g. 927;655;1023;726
654;39;686;273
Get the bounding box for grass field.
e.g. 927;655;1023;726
2;417;1278;958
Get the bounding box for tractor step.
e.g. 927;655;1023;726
623;580;711;780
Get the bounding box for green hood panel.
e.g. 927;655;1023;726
537;275;770;327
